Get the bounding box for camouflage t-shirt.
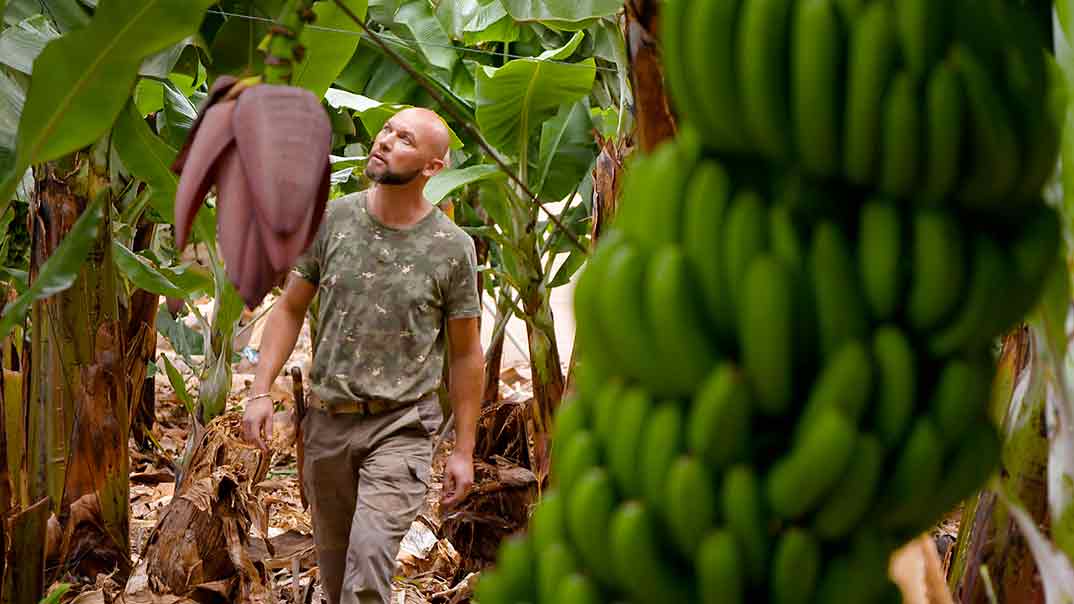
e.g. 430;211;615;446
293;191;481;408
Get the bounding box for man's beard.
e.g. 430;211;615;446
365;163;422;185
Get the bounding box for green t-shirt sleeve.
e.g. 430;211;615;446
446;238;481;319
292;221;326;285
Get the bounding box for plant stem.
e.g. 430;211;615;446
264;0;315;85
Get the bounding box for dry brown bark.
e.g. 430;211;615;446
624;0;676;153
124;415;274;604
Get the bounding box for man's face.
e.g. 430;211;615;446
365;114;430;185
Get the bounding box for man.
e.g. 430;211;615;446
241;107;484;604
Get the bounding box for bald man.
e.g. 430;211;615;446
242;108;483;604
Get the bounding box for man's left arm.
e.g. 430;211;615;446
442;316;484;507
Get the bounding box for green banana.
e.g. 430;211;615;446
859;199;905;321
929;234;1012;357
474;569;509;604
792;0;842;176
566;467;617;585
810;221;869;362
873;326;918;447
738;0;794;160
617;136;698;249
529;489;567;556
767;407;857;519
813;434;884;539
1007;204;1062;321
724;190;770;326
661;0;715;145
610;502;694;603
769;204;806;273
955;43;1020;205
879;72;922;198
688;364;753;471
908;208;966;331
922;60;964;204
556;573;602;604
553;430;599;497
881;417;945;530
687;0;748;151
931;359;991;449
646;246;721;395
684;162;735;342
1011;68;1060;201
592;381;624;453
666;456;718;558
739;255;796;415
771;528;822;604
598;243;667;391
538;542;579;604
816;534;894;604
723;465;770;584
641;402;685;516
932;421;1001;516
697;530;745;604
844;1;898;185
570;234;623;379
553;395;588;447
607;387;652;499
795;339;873;442
495;534;536;603
895;0;948;76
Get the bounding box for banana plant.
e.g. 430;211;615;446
0;0;371;598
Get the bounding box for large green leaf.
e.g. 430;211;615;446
291;0;368;98
534;99;594;201
208;15;267;77
499;0;622;29
140;37;195;78
0;70;25;154
0;0;217;215
39;0;89;32
474;31;594;157
113;102;178;217
0;14;60;74
112;102;214;241
424;164;504;205
463;1;520;44
112;241;187;299
392;0;456;73
159;80;196;149
0;194;101;341
435;0;479;40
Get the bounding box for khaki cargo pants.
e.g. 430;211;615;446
301;396;441;604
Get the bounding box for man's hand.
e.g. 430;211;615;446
441;449;474;508
241;397;274;452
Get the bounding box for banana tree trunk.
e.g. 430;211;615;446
950;328;1049;604
521;286;564;483
128;222;159;449
624;0;676;152
22;157;130;592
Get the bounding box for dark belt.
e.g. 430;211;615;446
307;391;404;416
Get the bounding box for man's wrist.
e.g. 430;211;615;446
245;392;273;406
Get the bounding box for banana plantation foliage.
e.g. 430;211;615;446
0;0;626;601
0;0;1073;604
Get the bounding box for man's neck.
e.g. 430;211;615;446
368;182;433;228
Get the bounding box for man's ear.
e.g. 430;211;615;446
424;156;447;177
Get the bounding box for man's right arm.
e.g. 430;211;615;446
241;273;318;450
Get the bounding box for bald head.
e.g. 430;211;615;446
366;107;452;186
394;107;451;162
